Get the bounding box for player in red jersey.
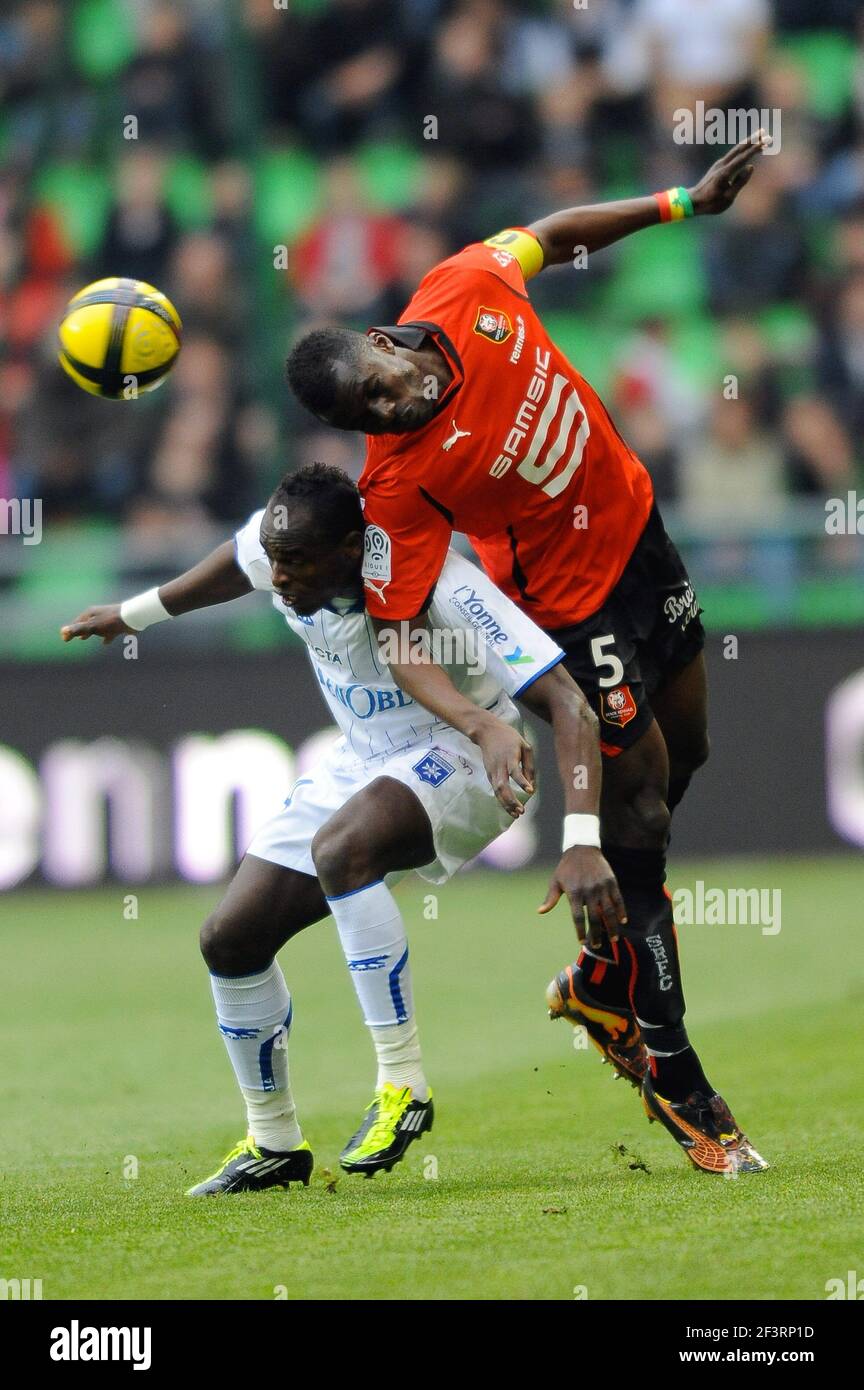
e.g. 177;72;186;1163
286;133;770;1173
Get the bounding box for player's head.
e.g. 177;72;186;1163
260;463;364;616
286;326;438;435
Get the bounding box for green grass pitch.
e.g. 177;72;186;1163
2;855;862;1301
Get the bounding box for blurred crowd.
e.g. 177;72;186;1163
2;0;864;554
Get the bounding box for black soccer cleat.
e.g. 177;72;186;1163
546;962;648;1088
641;1073;769;1175
186;1136;313;1196
340;1082;434;1177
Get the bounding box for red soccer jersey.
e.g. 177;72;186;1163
358;236;654;627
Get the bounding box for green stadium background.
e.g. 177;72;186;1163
2;0;864;884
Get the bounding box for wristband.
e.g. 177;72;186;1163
654;186;694;222
120;587;171;631
562;813;601;851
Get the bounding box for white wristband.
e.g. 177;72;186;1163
562;813;601;851
120;587;171;632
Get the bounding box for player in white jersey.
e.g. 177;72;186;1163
61;464;627;1193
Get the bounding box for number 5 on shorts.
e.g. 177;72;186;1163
590;633;624;688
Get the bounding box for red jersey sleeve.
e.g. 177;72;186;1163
361;486;451;620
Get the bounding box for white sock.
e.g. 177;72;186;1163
241;1087;303;1152
209;961;303;1151
327;880;429;1101
370;1018;429;1101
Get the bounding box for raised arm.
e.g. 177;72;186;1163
60;540;252;645
524;130;769;268
517;661;626;946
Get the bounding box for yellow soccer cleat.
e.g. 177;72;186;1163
340;1082;434;1177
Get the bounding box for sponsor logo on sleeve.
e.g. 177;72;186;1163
601;685;637;728
362;523;392;600
473;307;513;344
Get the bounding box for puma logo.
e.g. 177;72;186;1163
363;577;388;602
442;419;471;451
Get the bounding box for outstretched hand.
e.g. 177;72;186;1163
60;604;134;644
689;129;771;216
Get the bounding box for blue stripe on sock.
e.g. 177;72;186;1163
259;1005;292;1092
325;880;384;903
388;946;409;1024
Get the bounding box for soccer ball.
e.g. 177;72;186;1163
58;277;182;399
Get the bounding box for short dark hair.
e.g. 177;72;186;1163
285;326;367;417
265;462;363;546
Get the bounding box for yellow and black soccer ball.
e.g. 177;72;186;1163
58;277;182;399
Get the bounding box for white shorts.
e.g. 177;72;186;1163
245;701;530;886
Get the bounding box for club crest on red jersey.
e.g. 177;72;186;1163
601;685;637;727
473;307;513;344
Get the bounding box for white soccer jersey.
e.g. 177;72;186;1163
234;509;564;767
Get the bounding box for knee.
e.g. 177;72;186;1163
311;821;373;896
632;788;672;845
200;908;257;976
603;785;671;848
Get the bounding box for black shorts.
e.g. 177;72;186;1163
547;503;705;757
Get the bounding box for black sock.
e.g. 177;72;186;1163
649;1046;713;1101
602;844;713;1103
575;947;632;1014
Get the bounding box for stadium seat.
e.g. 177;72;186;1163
70;0;136;82
540;313;621;396
253;148;322;247
669;316;723;389
597;134;643;203
356;142;424;210
757;304;816;360
32;162;112;259
165;156;214;231
777;32;856;121
601;225;708;323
